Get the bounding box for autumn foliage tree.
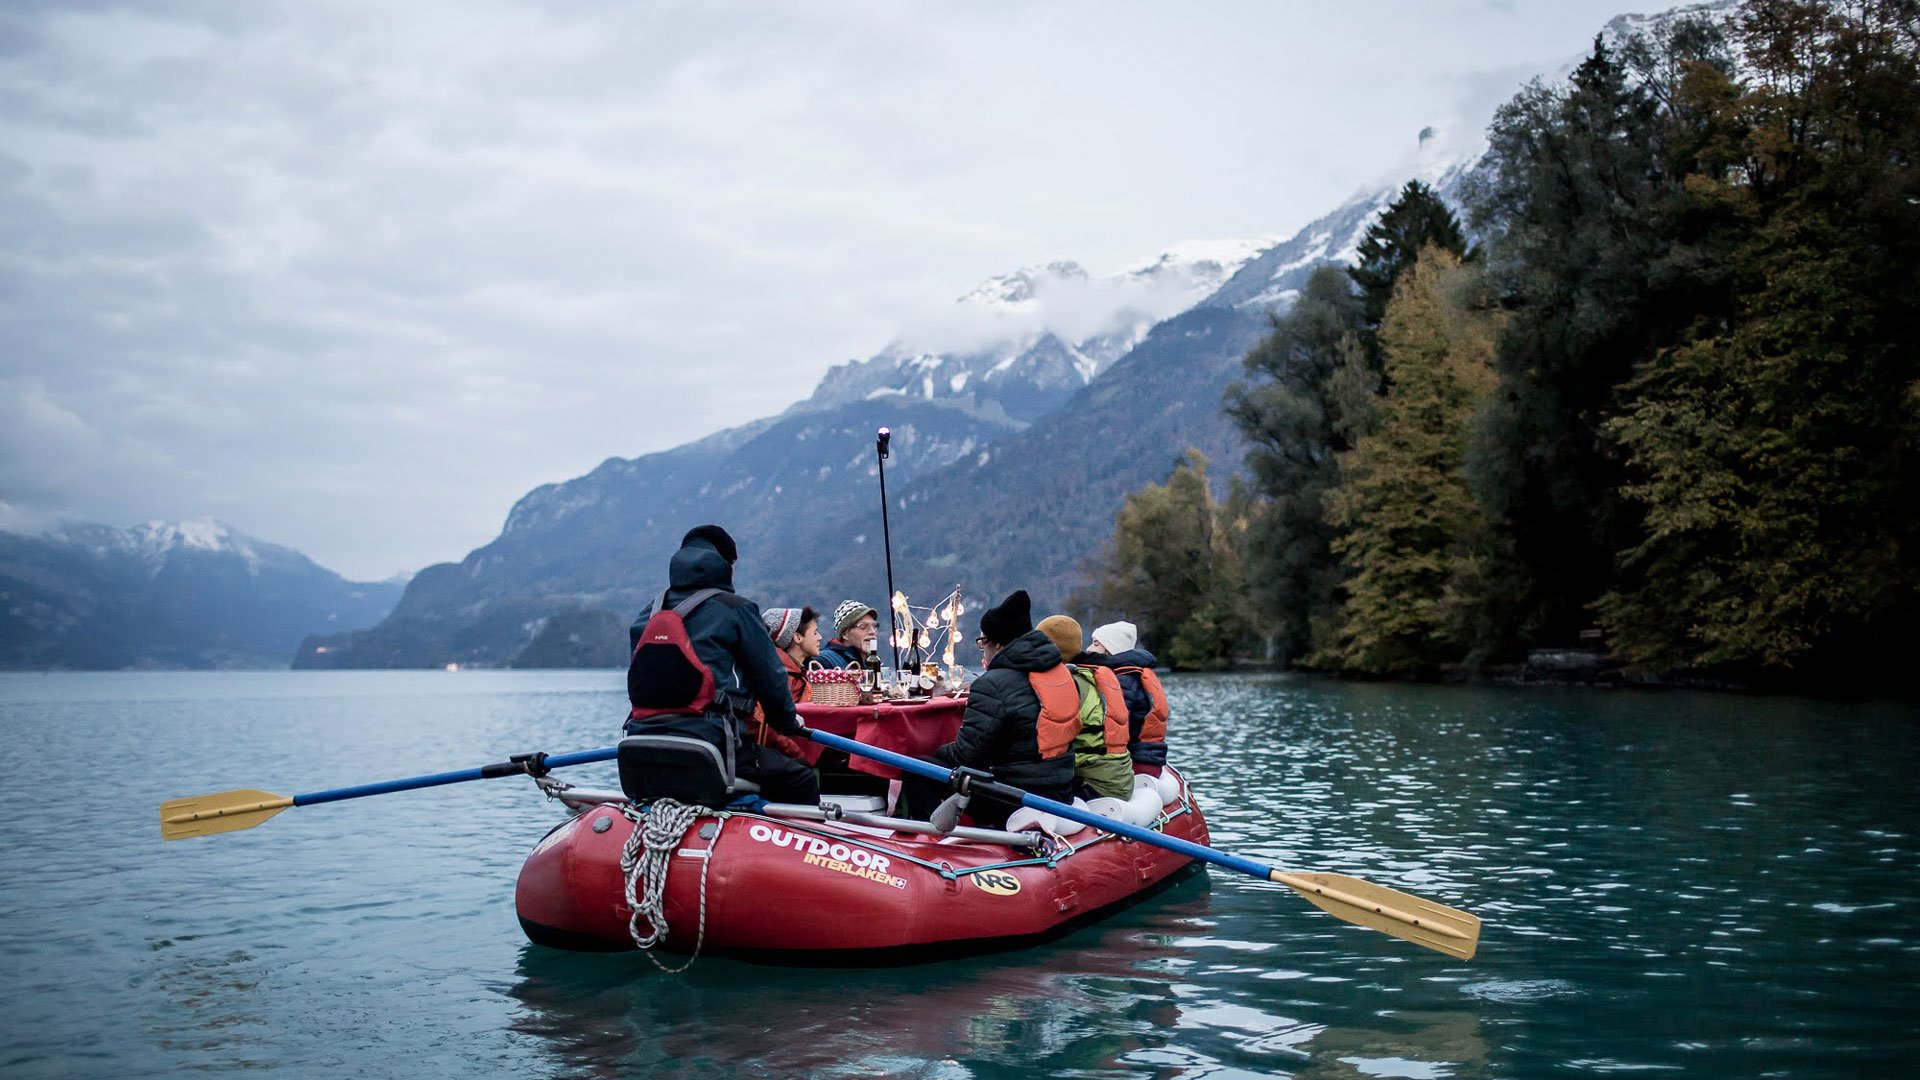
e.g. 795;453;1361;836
1225;181;1469;664
1320;249;1503;674
1598;0;1920;679
1086;451;1253;669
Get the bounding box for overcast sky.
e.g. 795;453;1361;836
1;0;1660;580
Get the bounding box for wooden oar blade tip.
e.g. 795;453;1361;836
159;789;294;841
1272;869;1482;961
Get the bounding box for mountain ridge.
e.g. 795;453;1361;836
298;161;1481;668
1;519;403;669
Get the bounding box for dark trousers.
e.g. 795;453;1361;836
814;748;891;799
898;774;1040;830
741;744;820;806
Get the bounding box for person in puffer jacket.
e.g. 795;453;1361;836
902;589;1076;829
1077;620;1170;775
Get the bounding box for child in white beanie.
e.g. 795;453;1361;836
1080;620;1168;776
1090;621;1138;655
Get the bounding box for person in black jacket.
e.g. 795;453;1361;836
901;589;1075;829
626;525;818;805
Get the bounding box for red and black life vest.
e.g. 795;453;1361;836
627;587;723;721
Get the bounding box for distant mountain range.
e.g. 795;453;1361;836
0;520;402;669
299;160;1475;670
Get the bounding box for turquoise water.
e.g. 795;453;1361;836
0;670;1913;1078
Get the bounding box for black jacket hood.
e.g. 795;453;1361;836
667;543;734;593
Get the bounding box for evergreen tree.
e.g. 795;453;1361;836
1599;0;1920;682
1223;267;1370;662
1321;249;1503;674
1349;180;1472;332
1463;20;1737;654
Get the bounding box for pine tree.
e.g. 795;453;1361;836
1349;180;1472;332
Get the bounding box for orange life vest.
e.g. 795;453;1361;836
1027;665;1082;761
779;648;812;704
1114;664;1170;743
747;650;810;759
1089;665;1131;755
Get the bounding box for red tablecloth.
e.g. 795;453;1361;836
796;694;968;778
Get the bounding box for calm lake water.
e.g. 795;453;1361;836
0;670;1914;1078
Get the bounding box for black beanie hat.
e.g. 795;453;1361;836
977;589;1033;646
681;524;738;565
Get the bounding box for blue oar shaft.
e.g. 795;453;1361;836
802;727;1276;882
292;746;619;807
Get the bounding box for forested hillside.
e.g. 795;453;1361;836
1090;0;1919;690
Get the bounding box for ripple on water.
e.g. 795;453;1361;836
1339;1055;1455;1078
1458;979;1580;1004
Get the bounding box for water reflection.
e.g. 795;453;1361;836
4;671;1915;1078
507;859;1499;1080
140;935;276;1069
508;874;1216;1078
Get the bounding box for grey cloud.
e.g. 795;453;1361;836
0;0;1654;578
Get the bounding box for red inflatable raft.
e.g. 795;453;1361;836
514;766;1207;963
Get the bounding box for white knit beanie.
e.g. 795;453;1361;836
1091;620;1138;654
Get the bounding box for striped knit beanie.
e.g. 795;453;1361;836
763;607;803;649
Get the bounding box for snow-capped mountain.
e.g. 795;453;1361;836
1203;142;1482;312
801;241;1271;426
306;167;1476;669
801;334;1095;425
956;260;1093;311
51;519;283;575
0;520;403;669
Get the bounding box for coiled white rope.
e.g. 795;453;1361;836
618;798;722;973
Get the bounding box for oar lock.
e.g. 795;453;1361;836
947;765;993;794
479;751;551;780
945;765;1022;804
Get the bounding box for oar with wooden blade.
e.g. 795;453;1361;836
159;747;618;841
801;725;1482;960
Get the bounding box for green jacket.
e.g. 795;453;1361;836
1070;666;1135;800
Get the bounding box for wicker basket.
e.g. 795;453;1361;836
807;667;862;707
